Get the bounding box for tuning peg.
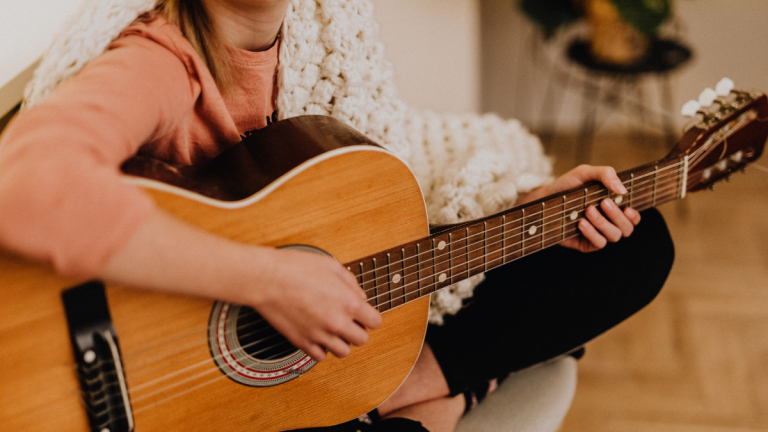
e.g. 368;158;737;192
681;100;701;117
715;78;735;96
699;88;717;107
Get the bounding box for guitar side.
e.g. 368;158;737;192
0;145;431;431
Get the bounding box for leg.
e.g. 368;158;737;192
378;345;450;416
427;208;674;395
384;394;465;432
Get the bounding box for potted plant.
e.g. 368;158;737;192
520;0;673;65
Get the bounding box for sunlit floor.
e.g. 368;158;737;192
544;131;768;431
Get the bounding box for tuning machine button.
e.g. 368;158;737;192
730;151;743;163
681;100;701;117
715;78;735;96
717;159;728;171
699;88;718;107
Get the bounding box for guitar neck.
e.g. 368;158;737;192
345;155;687;312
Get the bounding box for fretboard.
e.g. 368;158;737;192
345;156;686;312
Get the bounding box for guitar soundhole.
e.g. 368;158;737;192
207;301;316;387
235;307;300;361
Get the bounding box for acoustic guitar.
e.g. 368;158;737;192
1;83;766;432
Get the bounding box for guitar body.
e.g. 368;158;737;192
0;117;431;431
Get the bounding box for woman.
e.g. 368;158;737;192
0;0;673;430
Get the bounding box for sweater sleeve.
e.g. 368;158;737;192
0;34;195;278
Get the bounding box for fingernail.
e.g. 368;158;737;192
602;198;614;209
612;180;627;194
588;206;598;216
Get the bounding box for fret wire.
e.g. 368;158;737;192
403;245;419;302
424;239;435;294
520;208;526;257
483;221;488;272
415;242;422;297
561;196;566;242
501;214;507;264
539;203;545;250
652;165;658;207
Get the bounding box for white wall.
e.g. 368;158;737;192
1;0;482;117
372;0;481;114
0;0;88;116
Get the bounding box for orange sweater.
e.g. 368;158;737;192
0;16;278;277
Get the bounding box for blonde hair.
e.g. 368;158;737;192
154;0;235;93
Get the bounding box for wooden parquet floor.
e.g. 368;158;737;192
547;132;768;431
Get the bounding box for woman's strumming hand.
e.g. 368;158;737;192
251;248;382;361
515;164;641;253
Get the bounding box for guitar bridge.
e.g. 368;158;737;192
62;282;134;432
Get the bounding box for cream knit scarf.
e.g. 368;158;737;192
23;0;552;323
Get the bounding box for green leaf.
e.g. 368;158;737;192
519;0;581;38
611;0;672;37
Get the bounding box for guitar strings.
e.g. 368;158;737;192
127;169;690;373
361;179;689;305
124;169;704;388
80;173;719;422
121;167;709;391
119;178;698;405
120;161;688;367
120;187;690;413
123;171;695;378
113;166;720;415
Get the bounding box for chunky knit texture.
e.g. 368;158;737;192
22;0;552;323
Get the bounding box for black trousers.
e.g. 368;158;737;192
425;208;675;396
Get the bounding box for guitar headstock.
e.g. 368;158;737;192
672;78;768;193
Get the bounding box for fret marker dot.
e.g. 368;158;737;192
438;273;447;282
528;225;537;235
614;195;623;204
438;240;447;250
392;274;401;284
570;211;578;221
84;350;96;364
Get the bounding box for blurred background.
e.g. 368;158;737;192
373;1;768;430
2;0;767;430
